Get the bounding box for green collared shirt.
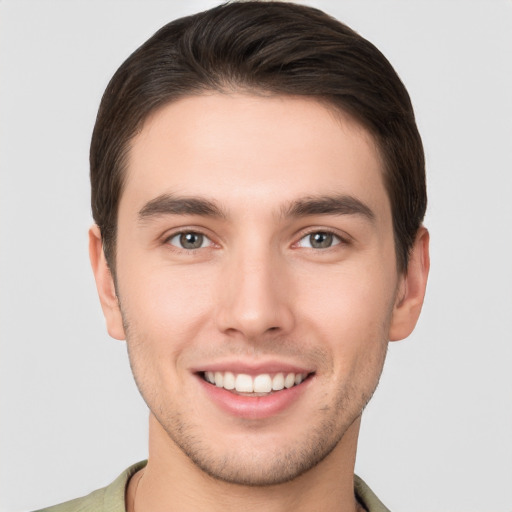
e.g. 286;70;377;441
35;461;390;512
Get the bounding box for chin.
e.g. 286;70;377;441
154;401;360;487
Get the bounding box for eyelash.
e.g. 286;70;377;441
164;228;349;252
294;229;349;250
294;229;343;250
165;230;215;252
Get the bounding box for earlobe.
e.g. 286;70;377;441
88;225;126;340
389;227;430;341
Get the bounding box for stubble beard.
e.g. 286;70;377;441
121;306;389;487
126;346;388;487
153;386;367;487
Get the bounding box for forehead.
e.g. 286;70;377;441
122;93;389;220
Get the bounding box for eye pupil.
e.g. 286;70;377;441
310;232;333;249
180;232;203;249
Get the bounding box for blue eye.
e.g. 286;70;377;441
168;232;211;250
298;231;341;249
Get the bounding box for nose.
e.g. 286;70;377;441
215;246;295;340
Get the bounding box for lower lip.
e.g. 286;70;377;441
197;375;312;420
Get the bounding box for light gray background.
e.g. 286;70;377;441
1;1;511;511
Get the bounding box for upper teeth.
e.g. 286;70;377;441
204;371;307;393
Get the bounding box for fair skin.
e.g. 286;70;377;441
90;93;429;512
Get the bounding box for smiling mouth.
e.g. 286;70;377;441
201;371;312;396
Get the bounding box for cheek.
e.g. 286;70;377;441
298;261;396;328
118;261;217;355
295;260;396;368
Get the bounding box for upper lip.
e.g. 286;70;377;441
191;359;314;376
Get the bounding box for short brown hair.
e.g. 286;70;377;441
90;1;426;274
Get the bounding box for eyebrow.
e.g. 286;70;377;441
281;194;375;222
138;193;375;223
138;194;226;221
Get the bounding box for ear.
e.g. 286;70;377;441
389;227;430;341
88;224;126;340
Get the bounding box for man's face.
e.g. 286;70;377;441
108;93;404;485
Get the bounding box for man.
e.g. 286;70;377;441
38;1;429;511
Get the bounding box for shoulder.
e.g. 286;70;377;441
32;461;147;512
33;487;105;512
354;475;391;512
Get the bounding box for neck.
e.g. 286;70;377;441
127;414;363;512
